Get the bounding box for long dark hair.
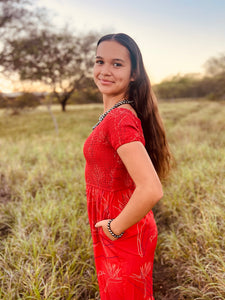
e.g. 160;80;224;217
97;33;172;180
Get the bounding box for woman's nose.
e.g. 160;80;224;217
101;64;111;75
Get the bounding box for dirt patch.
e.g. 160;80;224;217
0;174;14;239
153;260;181;300
0;173;12;204
152;203;182;300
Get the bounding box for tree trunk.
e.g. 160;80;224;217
60;85;78;112
61;100;67;112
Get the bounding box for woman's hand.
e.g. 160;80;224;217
95;219;118;241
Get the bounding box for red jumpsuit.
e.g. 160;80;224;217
83;108;158;300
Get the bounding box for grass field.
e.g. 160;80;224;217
0;100;224;299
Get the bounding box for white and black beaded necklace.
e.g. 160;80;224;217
92;99;134;130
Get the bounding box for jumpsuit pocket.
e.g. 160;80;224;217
99;225;137;243
99;226;117;242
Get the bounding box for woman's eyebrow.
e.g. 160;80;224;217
95;56;125;63
112;58;125;62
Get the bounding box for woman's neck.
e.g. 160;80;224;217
103;95;126;113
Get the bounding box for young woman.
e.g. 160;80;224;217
83;33;171;300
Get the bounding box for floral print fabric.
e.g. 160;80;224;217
83;108;158;300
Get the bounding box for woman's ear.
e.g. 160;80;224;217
130;72;136;82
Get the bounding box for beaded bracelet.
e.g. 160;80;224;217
107;219;124;239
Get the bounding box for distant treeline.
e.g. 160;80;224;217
154;73;225;100
155;53;225;100
0;88;102;112
0;72;224;113
0;52;224;112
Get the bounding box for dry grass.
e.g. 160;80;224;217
0;100;224;299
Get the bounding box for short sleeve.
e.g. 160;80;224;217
106;108;145;150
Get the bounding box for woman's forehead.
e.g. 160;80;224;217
96;40;130;60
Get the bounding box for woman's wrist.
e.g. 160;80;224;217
110;218;123;235
107;219;124;239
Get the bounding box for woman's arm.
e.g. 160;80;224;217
95;141;163;239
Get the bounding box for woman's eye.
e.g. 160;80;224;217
96;60;104;65
113;63;122;67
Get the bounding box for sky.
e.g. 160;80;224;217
35;0;225;83
1;0;225;92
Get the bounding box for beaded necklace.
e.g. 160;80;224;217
92;99;134;130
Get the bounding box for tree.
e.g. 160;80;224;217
0;1;99;110
0;27;98;111
154;74;202;99
0;0;51;94
0;0;30;32
204;53;225;100
204;53;225;76
154;52;225;101
0;0;48;39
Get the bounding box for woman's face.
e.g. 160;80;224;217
93;40;134;99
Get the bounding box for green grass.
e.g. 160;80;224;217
0;101;225;299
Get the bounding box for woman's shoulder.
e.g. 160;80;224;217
105;107;145;148
105;107;143;135
107;107;140;123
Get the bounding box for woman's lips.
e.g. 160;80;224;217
99;78;114;85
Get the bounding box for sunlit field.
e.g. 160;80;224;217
0;100;224;300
